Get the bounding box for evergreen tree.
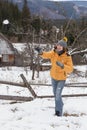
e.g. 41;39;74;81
21;0;31;33
0;0;21;36
31;16;41;34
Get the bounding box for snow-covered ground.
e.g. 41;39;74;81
0;65;87;130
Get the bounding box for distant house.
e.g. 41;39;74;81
0;33;22;66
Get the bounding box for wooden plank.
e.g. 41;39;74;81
0;95;33;101
0;80;87;88
0;81;25;87
20;74;37;98
37;94;87;98
0;94;87;101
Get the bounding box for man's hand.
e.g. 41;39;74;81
56;61;64;69
35;47;43;55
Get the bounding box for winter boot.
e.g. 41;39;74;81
55;111;61;116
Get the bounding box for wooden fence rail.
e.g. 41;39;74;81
0;95;33;101
0;81;87;88
37;94;87;98
20;74;37;98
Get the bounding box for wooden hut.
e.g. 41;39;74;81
0;33;22;66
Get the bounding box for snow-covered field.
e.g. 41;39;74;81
0;65;87;130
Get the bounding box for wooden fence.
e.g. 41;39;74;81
0;74;87;102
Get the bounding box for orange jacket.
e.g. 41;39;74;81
41;50;73;80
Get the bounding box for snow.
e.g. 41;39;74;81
0;64;87;130
0;40;13;54
12;43;27;53
0;40;87;130
2;19;9;25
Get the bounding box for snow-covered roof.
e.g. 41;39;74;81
12;43;27;53
0;39;14;54
0;33;15;54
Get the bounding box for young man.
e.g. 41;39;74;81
35;38;73;116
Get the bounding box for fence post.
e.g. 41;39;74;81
20;74;37;98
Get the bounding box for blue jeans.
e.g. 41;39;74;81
51;78;65;116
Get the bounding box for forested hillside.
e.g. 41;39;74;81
0;0;87;52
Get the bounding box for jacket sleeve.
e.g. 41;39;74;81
64;56;73;74
40;50;54;59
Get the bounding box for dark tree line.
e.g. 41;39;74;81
0;0;52;42
0;0;21;32
0;0;87;50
